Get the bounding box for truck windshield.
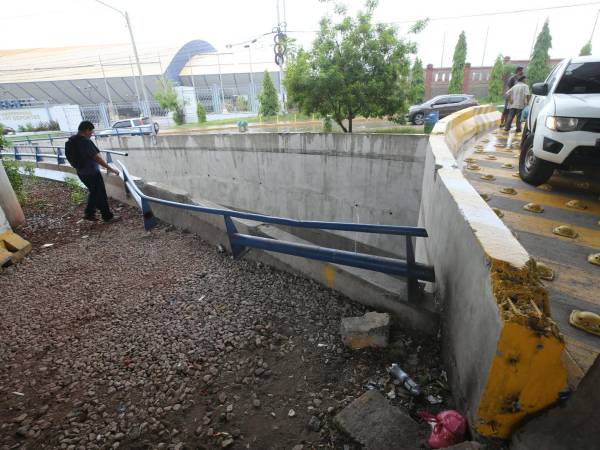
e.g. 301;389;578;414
554;62;600;94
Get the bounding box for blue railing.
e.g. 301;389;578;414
117;161;435;301
0;145;128;165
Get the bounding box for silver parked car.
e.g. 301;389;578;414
96;117;159;137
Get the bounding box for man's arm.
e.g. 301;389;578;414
93;153;120;175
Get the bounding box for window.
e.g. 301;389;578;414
433;97;449;105
449;96;466;103
545;62;564;92
554;62;600;94
132;119;143;126
141;118;152;125
113;121;130;128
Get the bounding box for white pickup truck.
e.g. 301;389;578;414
519;56;600;185
95;117;159;137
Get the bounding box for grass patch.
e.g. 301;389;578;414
6;131;65;144
174;113;314;129
359;126;424;134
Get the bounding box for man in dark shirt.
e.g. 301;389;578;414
65;121;120;223
500;66;524;127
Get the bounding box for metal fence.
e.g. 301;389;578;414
80;102;169;129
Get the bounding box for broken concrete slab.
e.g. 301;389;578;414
511;355;600;450
340;311;390;349
334;389;424;450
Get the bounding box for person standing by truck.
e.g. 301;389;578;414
504;75;530;133
65;121;121;223
500;66;524;127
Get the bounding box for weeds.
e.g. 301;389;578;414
64;177;87;205
1;160;35;203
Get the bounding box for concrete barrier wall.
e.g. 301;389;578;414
104;133;428;258
416;106;567;438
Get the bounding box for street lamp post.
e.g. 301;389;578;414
94;0;151;118
244;42;256;112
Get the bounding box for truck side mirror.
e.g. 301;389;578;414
532;83;549;96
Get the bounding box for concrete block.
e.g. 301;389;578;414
511;355;600;450
0;230;31;265
334;390;424;450
340;311;390;349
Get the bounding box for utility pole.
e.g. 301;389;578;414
481;26;489;66
98;56;115;121
216;53;225;112
529;20;539;58
440;32;446;67
94;1;151;117
591;9;600;43
245;44;255;112
129;56;142;113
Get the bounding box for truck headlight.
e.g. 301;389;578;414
545;116;579;132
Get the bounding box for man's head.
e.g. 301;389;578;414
516;66;524;75
77;121;94;138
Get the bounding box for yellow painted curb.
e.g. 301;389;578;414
0;230;31;266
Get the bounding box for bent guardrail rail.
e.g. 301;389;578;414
117;161;435;302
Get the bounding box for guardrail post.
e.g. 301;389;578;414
140;198;158;230
405;235;419;302
13;147;21;161
56;147;66;165
34;146;41;163
224;215;247;258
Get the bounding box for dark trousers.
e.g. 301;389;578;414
77;172;113;220
504;108;523;131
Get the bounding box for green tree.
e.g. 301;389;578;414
258;71;280;117
196;103;207;123
411;58;425;104
580;40;592;56
154;77;178;111
448;31;467;94
488;55;504;102
527;19;552;85
284;0;417;132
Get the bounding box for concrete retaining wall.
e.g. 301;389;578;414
416;106;567;438
102;133;428;258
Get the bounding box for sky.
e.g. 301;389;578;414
1;0;599;69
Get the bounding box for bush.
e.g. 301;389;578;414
197;103;207;123
64;177;87;205
322;115;332;133
0;125;8;149
236;96;249;111
2;160;35;203
173;103;186;125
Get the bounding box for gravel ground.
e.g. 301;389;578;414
1;178;449;449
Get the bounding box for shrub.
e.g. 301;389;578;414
197;103;207;123
322;115;332;133
64;177;87;205
2;160;35;203
173;103;186;125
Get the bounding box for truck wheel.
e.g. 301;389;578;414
519;134;555;186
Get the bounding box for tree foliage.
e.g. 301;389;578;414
527;19;552;85
488;55;504;102
580;40;592;56
284;0;418;132
411;58;425;104
154;77;178;111
448;31;467;94
258;70;280;117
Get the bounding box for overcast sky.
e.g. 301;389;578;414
1;0;599;68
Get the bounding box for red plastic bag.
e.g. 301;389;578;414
417;410;466;449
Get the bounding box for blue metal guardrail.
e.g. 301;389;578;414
117;161;435;301
0;145;127;165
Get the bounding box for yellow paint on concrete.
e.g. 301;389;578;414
323;265;336;289
0;230;31;265
500;211;600;249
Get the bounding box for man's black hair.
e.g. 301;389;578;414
516;66;524;73
78;120;95;132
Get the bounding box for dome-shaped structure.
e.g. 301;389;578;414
163;40;216;84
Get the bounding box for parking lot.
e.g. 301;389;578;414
462;129;600;385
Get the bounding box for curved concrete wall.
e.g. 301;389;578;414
105;133;429;258
416;106;566;438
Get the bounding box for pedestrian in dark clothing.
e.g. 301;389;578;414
65;121;121;223
504;76;530;132
500;66;524;127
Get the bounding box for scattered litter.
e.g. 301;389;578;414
387;389;396;400
216;244;226;253
116;402;127;415
41;243;54;248
288;409;296;417
388;363;420;396
427;394;443;405
363;382;382;391
418;410;467;449
12;391;25;396
317;343;328;348
81;235;89;239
